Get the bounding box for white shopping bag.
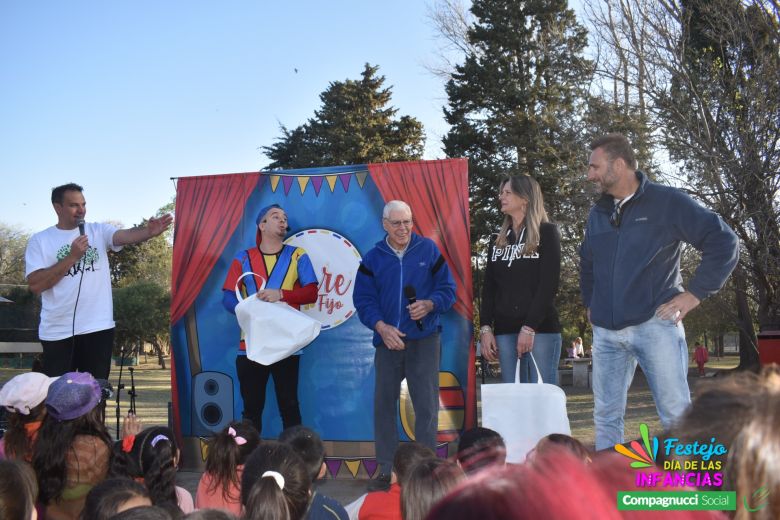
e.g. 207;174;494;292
481;353;571;463
234;272;321;366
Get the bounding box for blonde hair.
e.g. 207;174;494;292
496;175;549;253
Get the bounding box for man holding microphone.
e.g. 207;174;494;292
25;183;172;379
353;200;456;490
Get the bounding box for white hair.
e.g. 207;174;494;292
382;200;412;219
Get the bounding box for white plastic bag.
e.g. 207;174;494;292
234;272;321;366
481;353;571;462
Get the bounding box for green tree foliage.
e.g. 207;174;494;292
679;245;747;352
113;282;170;368
444;0;593;226
665;0;780;334
263;64;425;169
0;223;29;286
584;0;779;368
1;224;38;332
0;286;40;333
442;0;595;328
110;204;174;367
581;97;655;175
110;209;173;289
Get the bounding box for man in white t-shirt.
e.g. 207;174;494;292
25;183;172;379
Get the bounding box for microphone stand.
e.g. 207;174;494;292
115;343;141;437
128;366;137;415
115;345;127;439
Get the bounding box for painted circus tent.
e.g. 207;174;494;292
169;159;475;476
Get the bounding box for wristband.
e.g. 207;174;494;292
521;325;536;336
480;325;492;335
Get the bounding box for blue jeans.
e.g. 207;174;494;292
374;333;440;475
496;332;562;384
592;315;691;450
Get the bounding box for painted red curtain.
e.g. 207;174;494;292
170;173;260;324
368;159;472;320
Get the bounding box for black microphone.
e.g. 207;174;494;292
78;219;85;236
404;285;424;331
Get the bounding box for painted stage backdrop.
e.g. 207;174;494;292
169;159;474;477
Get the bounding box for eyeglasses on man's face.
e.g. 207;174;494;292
384;218;413;229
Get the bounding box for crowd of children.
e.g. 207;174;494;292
0;365;778;519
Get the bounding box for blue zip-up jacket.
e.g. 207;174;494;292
353;233;456;346
579;171;739;330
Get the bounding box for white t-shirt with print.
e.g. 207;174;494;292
25;222;122;341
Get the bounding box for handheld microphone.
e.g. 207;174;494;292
78;219;85;236
404;285;424;331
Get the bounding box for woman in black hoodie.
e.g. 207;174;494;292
479;175;562;384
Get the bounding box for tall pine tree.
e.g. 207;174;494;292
443;0;594;333
444;0;592;239
263;64;425;169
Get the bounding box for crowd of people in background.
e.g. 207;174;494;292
0;364;778;519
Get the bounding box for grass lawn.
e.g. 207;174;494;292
0;354;174;437
1;353;742;446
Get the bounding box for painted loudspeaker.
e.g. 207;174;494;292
191;371;234;436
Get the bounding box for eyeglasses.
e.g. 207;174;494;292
385;218;413;228
610;203;623;228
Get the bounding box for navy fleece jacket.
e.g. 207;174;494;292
579;171;739;330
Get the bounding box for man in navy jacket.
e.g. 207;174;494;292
580;133;739;450
353;200;456;490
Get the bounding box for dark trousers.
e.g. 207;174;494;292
235;354;301;436
40;328;115;379
374;333;441;474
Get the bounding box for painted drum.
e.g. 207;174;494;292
399;371;465;443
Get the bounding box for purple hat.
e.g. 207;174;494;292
45;371;101;421
0;372;58;415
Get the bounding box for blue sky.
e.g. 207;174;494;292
0;1;457;232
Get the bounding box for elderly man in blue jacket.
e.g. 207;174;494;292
354;200;456;491
580;133;739;451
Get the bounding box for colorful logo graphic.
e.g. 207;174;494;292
743;486;770;512
614;425;770;513
614;423;658;468
57;243;99;276
616;424;726;489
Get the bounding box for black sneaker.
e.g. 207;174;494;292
367;472;391;492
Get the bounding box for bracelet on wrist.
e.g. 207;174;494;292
521;326;536;336
479;325;492;335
